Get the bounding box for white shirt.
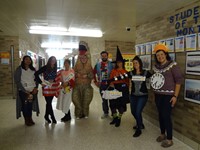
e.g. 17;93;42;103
21;68;36;92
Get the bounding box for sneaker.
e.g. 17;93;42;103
161;140;173;148
101;114;109;119
156;135;167;142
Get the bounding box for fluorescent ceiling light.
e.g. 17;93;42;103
41;42;78;48
29;26;103;37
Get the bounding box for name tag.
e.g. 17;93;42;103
132;76;146;81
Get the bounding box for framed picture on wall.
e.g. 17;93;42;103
166;38;174;52
169;53;176;61
151;41;158;54
139;55;151;70
140;44;146;55
184;79;200;104
175;36;185;52
186;51;200;75
145;42;152;55
135;45;141;55
185;33;197;51
198;33;200;49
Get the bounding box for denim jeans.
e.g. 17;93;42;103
130;95;148;129
99;84;109;114
19;91;32;117
155;94;173;140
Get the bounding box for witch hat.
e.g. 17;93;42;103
112;46;128;63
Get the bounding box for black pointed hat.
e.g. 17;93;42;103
112;46;128;63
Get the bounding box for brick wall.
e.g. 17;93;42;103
136;1;200;147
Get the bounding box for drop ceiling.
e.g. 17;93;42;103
0;0;197;44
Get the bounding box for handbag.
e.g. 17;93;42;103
101;87;122;100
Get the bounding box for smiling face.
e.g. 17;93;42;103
101;53;108;62
155;50;167;65
24;57;32;67
79;55;88;64
133;60;140;70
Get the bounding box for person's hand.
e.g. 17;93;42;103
32;88;38;95
62;82;68;88
94;81;99;87
170;96;177;107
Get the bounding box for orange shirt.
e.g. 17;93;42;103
110;69;129;86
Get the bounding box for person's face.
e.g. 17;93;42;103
156;51;167;64
117;61;123;68
51;57;56;66
101;53;108;62
64;61;70;70
133;60;140;70
24;57;31;66
80;55;88;64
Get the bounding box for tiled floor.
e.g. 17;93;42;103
0;86;193;150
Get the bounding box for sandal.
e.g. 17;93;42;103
161;140;173;148
156;135;166;142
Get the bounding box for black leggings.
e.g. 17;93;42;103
44;96;55;117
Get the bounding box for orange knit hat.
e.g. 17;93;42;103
153;44;168;53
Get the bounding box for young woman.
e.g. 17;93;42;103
14;55;39;126
56;59;75;122
35;56;59;124
129;56;151;137
152;44;183;148
109;47;129;127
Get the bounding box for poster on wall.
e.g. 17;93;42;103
166;38;174;52
139;55;151;70
0;51;10;64
186;34;197;51
159;39;166;44
175;36;185;52
151;41;158;54
184;79;200;104
186;51;200;75
135;45;141;55
145;43;152;55
122;53;135;71
140;44;146;55
198;33;200;49
169;53;176;61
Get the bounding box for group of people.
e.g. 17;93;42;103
14;43;183;148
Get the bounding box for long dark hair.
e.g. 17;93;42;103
154;50;171;64
132;56;143;73
46;56;57;72
21;55;35;71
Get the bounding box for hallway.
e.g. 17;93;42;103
0;86;193;150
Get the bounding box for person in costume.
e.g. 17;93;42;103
109;46;129;127
56;59;75;122
93;51;113;119
151;44;183;148
14;55;39;126
72;41;94;119
109;55;151;135
35;56;59;124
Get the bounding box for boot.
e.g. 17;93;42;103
66;110;71;121
110;117;118;125
29;117;35;125
115;118;121;127
133;129;142;137
24;117;32;126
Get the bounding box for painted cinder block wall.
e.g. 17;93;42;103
135;1;200;148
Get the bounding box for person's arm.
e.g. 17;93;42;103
34;66;46;84
170;84;181;107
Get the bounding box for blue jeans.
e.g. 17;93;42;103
99;84;109;114
19;91;33;117
130;95;148;129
